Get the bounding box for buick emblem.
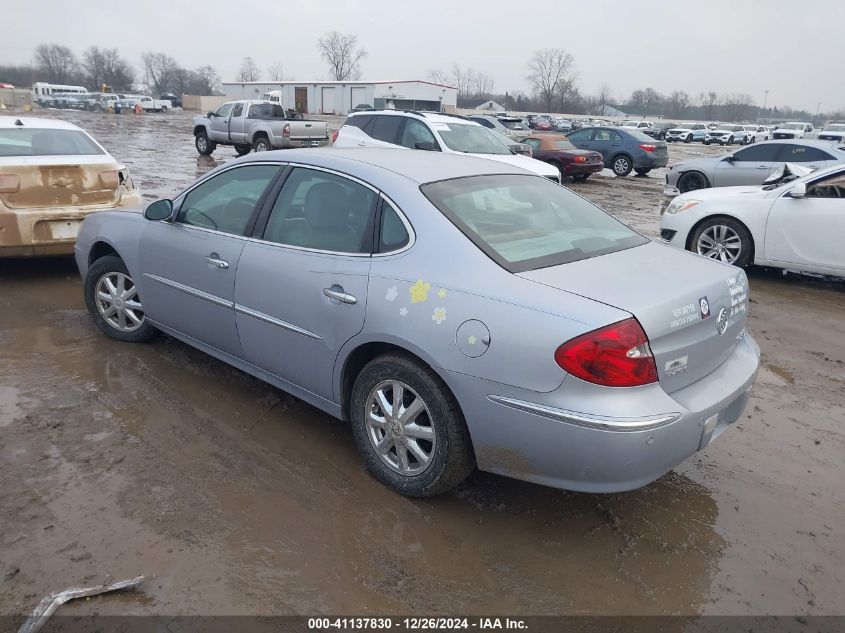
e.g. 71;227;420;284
716;308;729;335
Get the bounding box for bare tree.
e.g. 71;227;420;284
597;84;612;108
82;47;133;91
526;48;576;112
700;91;721;121
236;57;261;82
317;31;367;81
428;69;450;85
194;65;221;94
668;90;691;118
723;93;754;122
35;44;78;84
267;62;286;82
141;52;179;95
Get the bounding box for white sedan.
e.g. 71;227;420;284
659;164;845;276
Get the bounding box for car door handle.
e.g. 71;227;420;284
205;253;229;269
756;166;770;169
323;287;357;304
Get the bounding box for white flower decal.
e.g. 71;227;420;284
467;335;477;345
432;307;447;325
437;288;448;299
385;286;398;302
399;306;408;317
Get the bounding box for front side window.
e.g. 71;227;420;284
177;165;280;235
214;103;233;118
567;129;593;142
0;128;105;157
435;123;511;154
399;119;438;150
523;138;542;152
422;175;647;272
807;171;845;198
263;168;377;253
594;129;620;141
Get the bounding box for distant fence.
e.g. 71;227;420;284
0;88;32;108
182;95;229;112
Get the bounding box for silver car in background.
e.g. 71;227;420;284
75;149;759;497
665;139;845;193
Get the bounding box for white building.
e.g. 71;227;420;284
221;80;457;115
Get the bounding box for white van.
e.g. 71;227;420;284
32;82;87;105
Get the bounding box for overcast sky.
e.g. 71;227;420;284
2;0;842;112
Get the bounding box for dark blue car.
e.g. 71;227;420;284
566;126;668;176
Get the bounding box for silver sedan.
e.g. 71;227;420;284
75;149;760;496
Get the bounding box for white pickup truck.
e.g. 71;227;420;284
192;100;329;155
137;96;172;112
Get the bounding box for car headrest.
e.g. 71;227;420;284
304;182;348;230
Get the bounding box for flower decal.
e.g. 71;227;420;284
437;288;448;299
399;306;408;317
467;335;477;345
409;279;431;304
432;307;447;325
385;286;398;302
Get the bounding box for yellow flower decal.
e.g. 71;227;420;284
437;288;447;299
409;279;431;304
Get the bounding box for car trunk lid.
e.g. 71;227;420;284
518;242;749;393
0;155;121;209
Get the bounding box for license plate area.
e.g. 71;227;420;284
34;219;80;241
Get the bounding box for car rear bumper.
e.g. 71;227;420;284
634;154;668;170
446;333;760;492
563;162;604;175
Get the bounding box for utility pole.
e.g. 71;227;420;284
762;89;769;111
816;101;822;115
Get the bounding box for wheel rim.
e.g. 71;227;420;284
197;136;207;152
365;380;436;476
696;225;742;264
255;140;267;152
95;272;145;332
613;157;629;174
679;172;706;193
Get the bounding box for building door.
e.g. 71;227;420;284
321;87;336;115
351;86;368;109
295;87;308;113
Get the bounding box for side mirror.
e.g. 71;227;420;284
144;199;173;221
414;141;439;151
207;111;215;118
789;182;807;198
724;155;737;162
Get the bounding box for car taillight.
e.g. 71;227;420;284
331;129;339;144
574;156;587;163
283;123;290;138
98;170;119;188
640;144;656;152
554;318;658;387
0;174;20;193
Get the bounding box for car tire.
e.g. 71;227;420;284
611;154;633;177
350;353;475;497
234;144;252;156
703;140;711;145
689;217;753;267
195;132;215;155
253;135;271;152
684;134;693;143
677;171;710;193
728;135;734;145
84;255;158;343
634;168;651;177
573;173;590;181
161;105;168;113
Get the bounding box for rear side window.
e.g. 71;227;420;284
0;128;105;157
345;114;373;130
783;145;835;162
369;116;404;144
378;200;410;252
248;103;284;119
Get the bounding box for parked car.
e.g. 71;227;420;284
660;163;845;275
160;93;182;108
0;116;141;257
527;114;553;131
772;122;814;139
137;96;172;112
643;122;671;141
566;126;668;176
732;125;759;145
352;103;375;112
520;134;604;180
703;125;746;146
664;140;845;193
552;118;573;133
75;148;759;496
665;123;709;143
333;110;560;182
620;120;654;131
818;123;845;143
466;114;530;141
87;93;120;112
193;100;329;156
755;125;772;141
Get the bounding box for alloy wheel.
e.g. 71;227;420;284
95;272;145;332
696;225;742;264
365;380;436;476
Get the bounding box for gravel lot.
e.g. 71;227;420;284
1;109;843;618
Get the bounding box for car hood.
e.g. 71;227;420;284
518;241;749;393
469;152;559;178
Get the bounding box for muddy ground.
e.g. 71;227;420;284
1;109;843;619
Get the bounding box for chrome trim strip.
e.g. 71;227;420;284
487;395;681;432
142;273;233;308
234;304;322;340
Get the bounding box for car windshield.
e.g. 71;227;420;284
0;128;105;157
421;174;647;272
554;139;576;150
499;120;526;130
824;124;845;131
726;125;743;132
784;123;805;130
435;123;511;155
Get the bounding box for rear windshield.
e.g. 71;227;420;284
248;103;285;119
0;128;105;157
421;174;647;272
499;119;527;130
434;123;511;155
